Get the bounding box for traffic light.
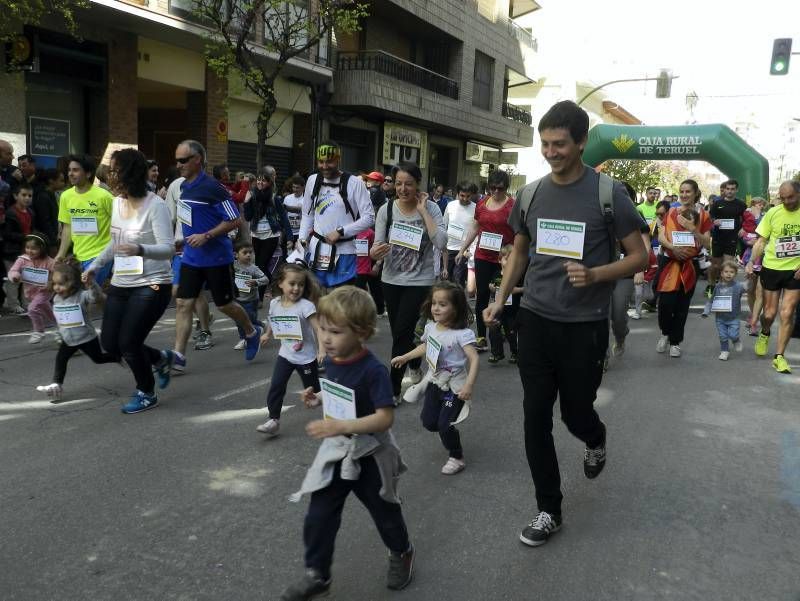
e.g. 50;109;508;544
656;69;673;98
770;38;792;75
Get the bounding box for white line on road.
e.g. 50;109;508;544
211;379;270;401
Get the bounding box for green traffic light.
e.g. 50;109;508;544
774;60;787;72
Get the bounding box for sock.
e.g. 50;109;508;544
174;351;185;360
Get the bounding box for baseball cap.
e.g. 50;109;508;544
366;171;385;183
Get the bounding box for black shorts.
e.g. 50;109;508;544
711;236;738;258
177;262;236;306
759;266;800;292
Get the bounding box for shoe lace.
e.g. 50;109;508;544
584;446;604;465
388;551;407;579
529;511;554;531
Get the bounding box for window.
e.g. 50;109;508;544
473;51;494;110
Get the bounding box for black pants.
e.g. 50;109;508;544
266;355;320;419
474;259;501;339
101;284;172;394
658;284;695;345
356;274;385;315
517;309;607;516
304;456;410;580
421;383;464;458
383;282;429;395
446;250;468;289
252;236;281;300
53;338;118;384
488;305;518;357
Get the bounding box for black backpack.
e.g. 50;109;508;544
309;172;358;222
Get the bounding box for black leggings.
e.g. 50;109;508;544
382;282;430;396
53;338;118;384
474;258;501;339
253;236;281;300
266;355;320;419
658;284;695;345
101;284;172;394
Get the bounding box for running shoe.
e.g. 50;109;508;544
244;325;263;361
640;301;656;313
233;339;246;350
487;353;504;364
584;426;606;479
28;332;45;344
256;418;280;436
10;307;27;316
719;351;730;361
612;338;625;357
172;352;187;373
401;368;422;389
754;333;769;357
773;354;792;374
519;511;562;547
154;350;175;390
52;332;63;345
441;457;465;475
36;383;63;402
279;569;331;601
733;339;743;352
194;330;214;350
121;391;159;414
669;345;682;358
627;309;641;320
656;335;669;353
475;337;488;352
509;353;518;364
386;545;415;591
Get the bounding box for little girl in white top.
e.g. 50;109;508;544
256;263;323;436
391;281;479;475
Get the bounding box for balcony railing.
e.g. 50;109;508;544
507;20;538;51
503;102;532;126
336;51;459;100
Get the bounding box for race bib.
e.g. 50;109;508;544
319;378;356;421
389;222;424;251
505;293;513;306
775;235;800;259
270;315;303;340
671;231;695;247
72;216;98;235
255;218;272;234
177;200;192;226
447;222;465;241
313;241;333;271
113;255;143;276
354;238;369;256
288;213;301;233
21;267;49;286
479;231;504;252
536;219;586;259
234;271;251;292
54;304;85;328
426;335;442;370
719;219;735;230
711;295;733;313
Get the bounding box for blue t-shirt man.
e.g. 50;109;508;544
178;171;239;267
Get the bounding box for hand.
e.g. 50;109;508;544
565;261;596;288
676;215;696;232
114;243;140;257
370;241;390;261
369;265;382;278
186;233;209;248
440;268;449;280
745;262;754;276
9;274;20;283
457;384;472;401
325;230;342;245
416;191;430;212
286;240;294;251
259;331;271;347
713;219;721;227
81;269;96;284
633;272;645;285
454;250;465;265
483;301;503;327
302;386;321;408
671;246;692;261
390;355;408;368
246;279;259;287
157;187;167;199
306;418;346;439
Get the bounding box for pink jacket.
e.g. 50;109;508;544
8;254;56;300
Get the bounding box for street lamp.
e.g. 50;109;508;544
577;69;678;106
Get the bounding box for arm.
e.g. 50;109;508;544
746;237;767;275
342;177;376;238
306;406;394;438
249;265;269;287
141;202;175;260
7;256;26;281
298;177;314;242
456;343;479;400
308;313;325;363
421;199;447;250
186;199;241;248
391;342;426;367
55;223;72;261
566;229;648;287
457;218;480;260
369;204;390;262
484;233;529;325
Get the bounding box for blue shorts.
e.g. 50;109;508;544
311;254;357;288
81;258;113;285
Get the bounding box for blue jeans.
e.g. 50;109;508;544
237;299;259;339
716;317;740;351
81;258;113;285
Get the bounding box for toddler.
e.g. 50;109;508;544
712;260;744;361
233;241;268;350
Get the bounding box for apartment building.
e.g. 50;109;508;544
325;0;540;190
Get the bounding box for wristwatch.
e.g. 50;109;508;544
336;226;345;237
204;232;214;240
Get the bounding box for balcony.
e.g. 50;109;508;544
506;20;537;51
336;51;459;100
502;102;532;126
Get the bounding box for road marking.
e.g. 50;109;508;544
211;379;270;400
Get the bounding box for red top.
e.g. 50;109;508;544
473;196;515;263
356;228;374;275
17;207;32;235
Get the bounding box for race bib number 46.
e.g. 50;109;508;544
775;235;800;259
536;219;586;260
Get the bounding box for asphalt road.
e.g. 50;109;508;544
1;290;799;601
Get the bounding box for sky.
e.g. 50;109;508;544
522;0;800;148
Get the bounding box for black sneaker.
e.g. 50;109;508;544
487;353;504;364
280;569;331;601
509;353;518;364
584;426;607;479
387;544;414;590
519;511;562;547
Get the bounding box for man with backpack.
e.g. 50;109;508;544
298;142;375;288
484;101;648;548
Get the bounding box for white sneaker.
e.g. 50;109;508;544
719;351;730;361
52;332;63;344
233;339;246;350
627;309;641;320
28;332;45;344
401;368;422;388
669;345;682;358
36;383;63;402
441;457;465;475
612;339;625;357
256;418;280;436
733;339;743;352
656;335;669;353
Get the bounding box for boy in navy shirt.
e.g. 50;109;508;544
281;286;413;600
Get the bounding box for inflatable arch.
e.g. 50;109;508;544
583;124;769;200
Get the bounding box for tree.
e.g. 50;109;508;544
599;159;665;198
191;0;368;169
1;0;88;42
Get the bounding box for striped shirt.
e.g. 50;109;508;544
179;172;239;267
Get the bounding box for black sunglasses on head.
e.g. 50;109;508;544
176;154;196;164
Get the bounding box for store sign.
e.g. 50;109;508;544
383;122;428;167
500;151;518;165
611;133;703;157
465;140;501;164
29;117;70;157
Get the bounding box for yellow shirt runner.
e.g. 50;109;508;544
58;185;114;261
756;204;800;271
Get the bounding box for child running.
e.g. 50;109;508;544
711;259;745;361
36;262;118;402
281;286;413;600
7;233;56;343
233;241;268;350
487;244;523;364
256;263;323;436
391;281;479;475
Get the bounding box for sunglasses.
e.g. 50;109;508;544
176;154;196;164
384;178;393;183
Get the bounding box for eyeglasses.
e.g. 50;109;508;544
176;154;196;164
384;179;393;183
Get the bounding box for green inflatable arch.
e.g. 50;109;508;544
583;124;769;200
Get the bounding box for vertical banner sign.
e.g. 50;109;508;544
383;122;428;168
29;117;70;157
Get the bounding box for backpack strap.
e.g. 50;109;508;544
384;198;394;241
517;177;544;239
308;172;359;222
597;172;616;263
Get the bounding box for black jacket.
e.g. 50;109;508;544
32;185;58;246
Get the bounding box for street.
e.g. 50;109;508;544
1;291;799;601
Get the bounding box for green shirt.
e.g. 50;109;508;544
58;185;114;261
637;202;657;224
756;204;800;271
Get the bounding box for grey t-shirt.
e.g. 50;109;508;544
508;167;643;322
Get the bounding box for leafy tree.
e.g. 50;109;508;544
192;0;368;169
599;159;665;199
1;0;88;42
